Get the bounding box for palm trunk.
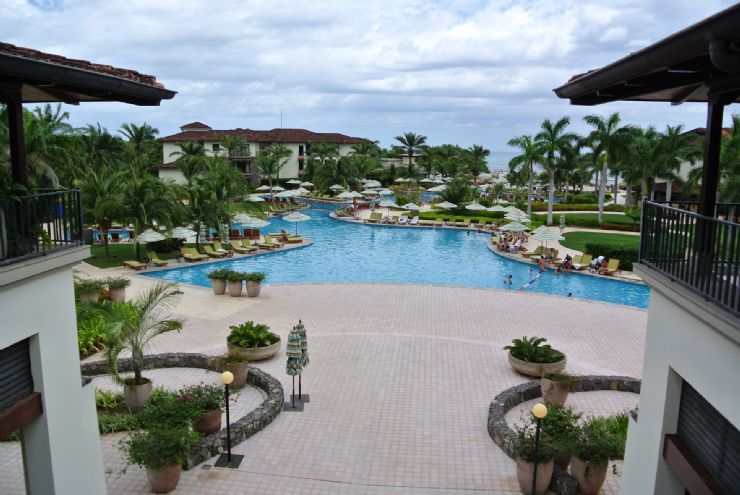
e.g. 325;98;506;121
613;173;619;205
563;180;569;203
641;179;648;202
665;180;673;203
625;183;633;208
594;169;600;192
527;163;533;217
134;221;141;261
547;170;555;226
101;225;110;258
597;161;608;224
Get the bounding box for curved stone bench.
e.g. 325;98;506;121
81;352;284;469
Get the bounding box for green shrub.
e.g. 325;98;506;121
77;306;108;357
120;428;199;469
226;271;245;283
137;389;193;430
571;416;625;466
512;421;558;463
539;404;582;459
95;389;125;411
570;193;598;204
208;268;232;280
176;383;226;413
98;412;140;434
245;272;266;283
105;277;131;290
530;202;624;212
228;321;280;349
74;278;104;295
504;336;564;364
584;242;638;271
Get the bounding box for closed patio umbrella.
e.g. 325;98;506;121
283;212;311;234
296;320;309;401
285;327;304;410
294;187;310;195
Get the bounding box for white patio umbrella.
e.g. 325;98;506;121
286;179;301;184
500;222;529;232
271;186;285;192
336;191;355;199
239;216;270;228
505;211;531;223
300;181;314;188
394;177;409;183
532;225;550;233
294;187;310;195
247;195;265;202
427;185;446;193
436;201;458;209
255;185;271;192
275;190;296;198
329;184;345;191
504;206;524;213
232;213;252;224
532;230;565;243
379;200;399;208
135;229;165;243
361;189;378;195
377;188;393;196
348;191;364;198
402;202;420;210
433;178;445;184
171;227;196;239
465;202;487;211
420;178;435;184
364;179;382;188
488;205;508;212
283;212;311;235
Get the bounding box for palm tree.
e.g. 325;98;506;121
267;143;294;181
507;135;542;217
468;144;490;175
557;139;581;203
78;123;125;169
656;125;700;202
535;117;578;225
255;153;280;200
75;165;125;258
394;132;427;170
119;123;159;158
219;134;249;158
440;174;474;206
583;113;632;222
350;141;380;158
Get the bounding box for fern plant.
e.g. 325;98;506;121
504;336;564;364
227;321;279;349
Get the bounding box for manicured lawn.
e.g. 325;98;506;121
533;212;637;224
560;232;640;253
85;243;180;269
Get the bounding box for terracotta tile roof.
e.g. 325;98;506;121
0;42;165;89
161;126;368;145
180;121;212;130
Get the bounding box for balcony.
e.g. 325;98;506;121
640;201;739;315
229;146;251;158
0;189;84;267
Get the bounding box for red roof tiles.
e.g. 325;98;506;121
161;126;368;145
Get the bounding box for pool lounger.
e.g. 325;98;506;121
123;260;147;270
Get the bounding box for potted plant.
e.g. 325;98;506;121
106;277;131;302
120;428;198;493
245;271;266;297
504;336;566;377
75;278;104;304
570;416;625;494
512;421;558;495
540;372;575;407
220;349;249;388
539;404;582;469
227;321;281;361
226;271;244;297
177;383;226;434
103;282;183;411
207;268;231;295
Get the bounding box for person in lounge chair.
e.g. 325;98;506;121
590;255;605;272
562;253;573;271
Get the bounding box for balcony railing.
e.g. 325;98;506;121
0;189;84;266
640;201;739;314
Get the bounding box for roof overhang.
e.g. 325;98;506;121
553;4;740;106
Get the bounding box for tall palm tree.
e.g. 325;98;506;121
468;144;490;175
583;113;632;222
350;141;380;158
267;143;294;181
78;123;125;169
219;134;249;158
394;132;427;170
535;117;578;225
169;141;206;179
255;153;280;200
657;125;700;202
119;123;159;158
507;135;542;217
310;142;339;166
75;165;125;258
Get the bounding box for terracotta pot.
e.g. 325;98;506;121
227;280;243;297
508;351;566;378
211;279;226;295
246;281;261;297
146;464;181;493
224;362;249;388
541;377;569;406
108;287;126;302
79;292;99;305
227;339;281;361
570;457;608;495
192;409;222;434
123;379;153;412
515;458;553;495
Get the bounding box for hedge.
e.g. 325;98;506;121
584;242;639;271
529;202;624;212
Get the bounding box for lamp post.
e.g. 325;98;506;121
531;402;548;495
214;371;243;468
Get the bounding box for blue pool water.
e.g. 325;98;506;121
143;210;650;308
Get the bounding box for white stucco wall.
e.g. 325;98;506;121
620;284;740;494
158;168;186;184
338;144;354;156
0;259;106;494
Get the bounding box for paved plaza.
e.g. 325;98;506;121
1;268;647;494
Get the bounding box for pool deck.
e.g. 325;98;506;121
1;266;647;494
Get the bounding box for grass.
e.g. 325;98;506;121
533;212;637;225
560;232;640;253
85;243;180;269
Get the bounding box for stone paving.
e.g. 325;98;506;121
0;273;647;494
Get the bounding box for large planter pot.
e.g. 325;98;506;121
123;379;153;412
227;281;243;297
227;339;281;361
146;464;181;493
554;452;572;470
192;409;222;434
79;292;99;305
211;279;226;295
109;287;126;302
570;457;608;495
515;458;553;495
246;281;261;297
224;362;249;388
540;377;570;406
508;351;566;378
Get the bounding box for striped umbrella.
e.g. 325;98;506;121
436;201;458;209
500;222;529;232
135;229;165;243
465;202;487;211
239;216;270;228
283;212;311;234
171;227;196;239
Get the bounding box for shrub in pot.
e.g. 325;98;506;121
227;321;281;361
512;420;558;495
539;404;582;469
106;277;131;302
226;271;244;297
207;268;231;295
540;372;575;407
177;383;227;434
103;282;183;411
120;428;198;493
570;416;625;494
220;350;249;388
504;336;566;377
75;278;104;304
245;271;266;297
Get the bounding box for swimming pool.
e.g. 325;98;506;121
143;210;650;308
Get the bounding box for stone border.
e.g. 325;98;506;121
81;352;284;470
487;375;640;495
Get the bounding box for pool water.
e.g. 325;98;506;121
143;210;650;308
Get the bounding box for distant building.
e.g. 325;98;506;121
157;122;368;184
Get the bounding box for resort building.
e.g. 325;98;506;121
0;43;175;494
555;5;740;494
157;122;368;184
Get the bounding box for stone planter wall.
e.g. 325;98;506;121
81;352;284;470
487;375;641;495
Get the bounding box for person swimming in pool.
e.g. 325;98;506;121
503;274;513;284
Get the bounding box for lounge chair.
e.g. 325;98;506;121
522;246;545;258
257;240;280;250
419;219;434;226
388;216;399;224
434;219;444;227
204;245;226;258
180;247;208;261
123;260;146;270
599;258;621;275
455;218;470;228
409;216;419;225
555;254;581;267
240;240;259;252
477;219;487;229
367;212;382;223
508;239;522;253
398;215;408;225
284;236;304;243
212;241;230;255
147;251;169;267
230;240;251;254
573;254;592;271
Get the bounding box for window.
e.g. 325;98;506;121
212;143;220;152
298;145;304;156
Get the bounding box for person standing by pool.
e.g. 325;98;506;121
538;256;546;273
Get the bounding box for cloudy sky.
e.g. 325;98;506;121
2;0;737;160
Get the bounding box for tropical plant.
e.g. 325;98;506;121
207;268;232;280
539;404;582;460
176;383;227;413
106;277;131;290
227;321;280;349
394;132;427;170
120;428;199;469
535;117;578;225
512;420;558;463
467;144;490;175
440;174;474;205
219;134;249;158
571;416;626;465
226;271;245;283
75;164;125;257
504;336;564;364
267;143;294;181
103;282;184;386
508;135;543;217
119;122;159;159
244;271;266;283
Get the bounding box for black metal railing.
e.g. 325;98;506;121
652;201;740;223
640;201;739;314
0;189;84;266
